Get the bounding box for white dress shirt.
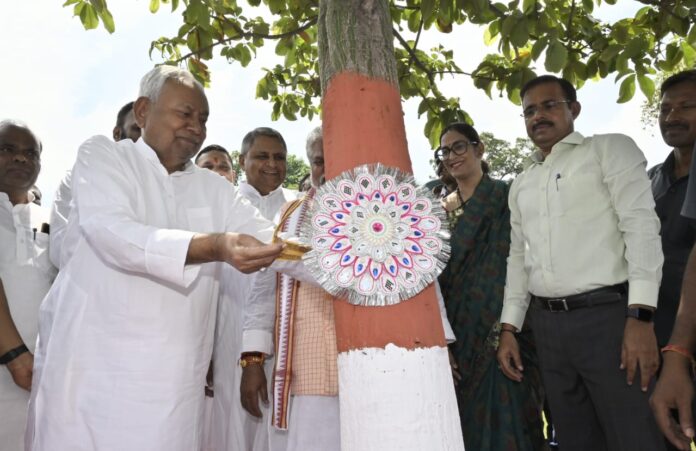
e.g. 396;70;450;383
238;182;298;223
500;132;663;330
26;136;274;451
0;193;56;451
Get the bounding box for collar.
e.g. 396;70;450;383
135;138;194;176
661;151;677;177
529;131;585;164
239;181;285;200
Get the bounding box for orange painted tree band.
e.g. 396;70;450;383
319;6;446;353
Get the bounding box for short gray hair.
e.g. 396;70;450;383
138;65;204;102
0;119;42;151
305;126;322;160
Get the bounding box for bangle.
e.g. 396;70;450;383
239;354;265;368
0;344;29;365
661;344;694;360
661;344;696;374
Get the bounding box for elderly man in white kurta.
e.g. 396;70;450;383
25;66;283;451
0;121;56;451
209;127;296;451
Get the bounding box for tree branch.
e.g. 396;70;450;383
172;16;318;64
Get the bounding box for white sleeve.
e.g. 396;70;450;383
72;136;199;288
49;171;72;269
501;176;532;330
242;269;277;355
595;135;663;308
434;282;456;343
225;191;275;243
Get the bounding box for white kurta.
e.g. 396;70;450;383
25;136;273;451
210;182;296;451
0;194;56;451
48;170;71;269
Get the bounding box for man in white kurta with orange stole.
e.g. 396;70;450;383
25;66;283;451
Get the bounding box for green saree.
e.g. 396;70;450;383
439;175;547;451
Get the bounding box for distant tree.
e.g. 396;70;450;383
284;153;310;189
480;132;534;180
229;149;242;183
639;63;690;130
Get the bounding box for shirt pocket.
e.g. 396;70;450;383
33;231;57;277
186;207;215;233
557;172;607;218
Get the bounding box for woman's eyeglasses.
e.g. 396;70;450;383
435;140;477;161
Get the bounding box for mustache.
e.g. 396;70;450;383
532;120;554;131
663;122;689;130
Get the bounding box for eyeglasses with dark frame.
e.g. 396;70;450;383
434;140;478;162
521;99;572;119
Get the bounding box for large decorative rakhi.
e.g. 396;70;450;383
300;164;450;306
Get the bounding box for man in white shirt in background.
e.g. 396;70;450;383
209;127;296;451
0;120;57;451
49;101;141;269
496;75;665;451
26;66;283;451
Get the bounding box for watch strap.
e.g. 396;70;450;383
0;344;29;365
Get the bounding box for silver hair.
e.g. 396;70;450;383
0;119;42;150
305;126;323;160
138;65;204;102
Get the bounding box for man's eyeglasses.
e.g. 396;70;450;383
521;100;572;119
435;140;477;161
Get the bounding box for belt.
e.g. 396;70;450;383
531;283;627;312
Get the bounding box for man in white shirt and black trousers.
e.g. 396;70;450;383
497;75;666;451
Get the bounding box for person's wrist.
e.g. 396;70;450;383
500;323;518;333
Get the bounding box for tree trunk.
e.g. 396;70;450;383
318;1;464;449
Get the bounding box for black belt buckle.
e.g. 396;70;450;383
546;298;569;312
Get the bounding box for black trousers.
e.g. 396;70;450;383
529;299;666;451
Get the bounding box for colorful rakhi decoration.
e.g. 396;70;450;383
300;164;450;306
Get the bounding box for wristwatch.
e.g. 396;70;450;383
0;344;29;365
626;307;654;323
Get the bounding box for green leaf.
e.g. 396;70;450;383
63;0;80;6
531;38;547;61
421;0;436;23
617;74;635;103
98;8;115;33
545;41;568;72
688;24;696;45
581;0;594;13
522;0;535;13
509;18;529;48
149;0;160;13
637;74;655;99
79;3;99;30
599;44;621;62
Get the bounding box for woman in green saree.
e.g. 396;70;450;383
437;122;547;451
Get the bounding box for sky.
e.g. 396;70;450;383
0;1;667;206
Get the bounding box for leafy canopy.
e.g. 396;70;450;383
65;0;696;147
